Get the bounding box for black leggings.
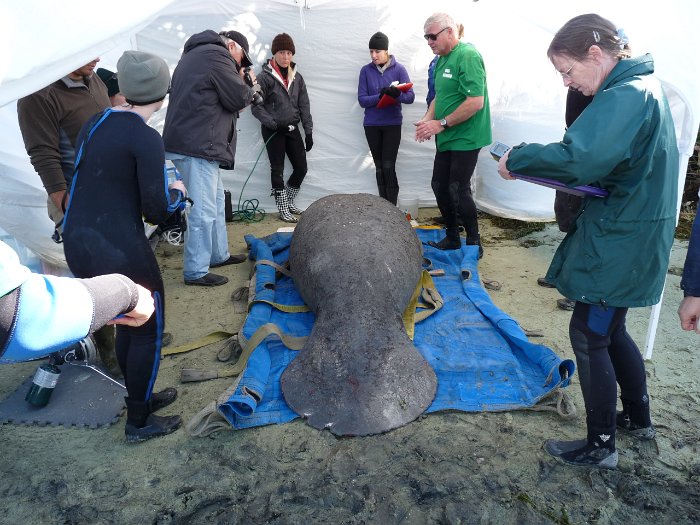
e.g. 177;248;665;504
261;125;307;191
431;149;481;238
570;302;650;448
64;234;164;403
364;125;401;204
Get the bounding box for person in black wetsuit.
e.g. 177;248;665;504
63;51;186;443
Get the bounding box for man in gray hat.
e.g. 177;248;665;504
163;29;256;287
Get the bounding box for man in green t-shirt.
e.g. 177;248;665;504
415;12;491;257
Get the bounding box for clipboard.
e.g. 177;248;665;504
377;82;413;109
512;174;609;198
489;141;609;198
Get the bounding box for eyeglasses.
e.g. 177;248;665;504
424;27;448;42
559;60;576;79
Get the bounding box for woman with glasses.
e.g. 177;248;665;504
498;13;678;469
358;31;415;205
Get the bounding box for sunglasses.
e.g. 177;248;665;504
424;27;448;42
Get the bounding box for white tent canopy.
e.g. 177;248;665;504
1;0;698;355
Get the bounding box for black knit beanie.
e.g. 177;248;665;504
368;32;389;51
271;33;295;55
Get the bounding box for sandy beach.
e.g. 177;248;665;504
1;207;699;525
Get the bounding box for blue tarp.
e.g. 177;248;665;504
217;229;575;429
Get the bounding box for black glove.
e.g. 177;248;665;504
385;85;401;98
305;134;313;152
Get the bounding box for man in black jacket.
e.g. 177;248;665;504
163;30;255;287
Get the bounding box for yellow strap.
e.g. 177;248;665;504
248;299;310;313
181;322;308;383
161;330;235;356
402;270;444;339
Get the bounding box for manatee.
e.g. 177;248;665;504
281;193;437;436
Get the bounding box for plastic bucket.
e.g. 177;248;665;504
398;195;419;221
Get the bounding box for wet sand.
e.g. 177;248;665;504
1;208;699;524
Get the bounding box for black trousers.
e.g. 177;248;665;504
569;302;651;449
431;148;481;238
261;125;307;191
364;125;401;204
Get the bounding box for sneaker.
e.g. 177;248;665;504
557;298;576;311
184;273;229;287
150;387;177;412
210;254;247;267
537;277;556;288
543;438;618;469
616;412;656;440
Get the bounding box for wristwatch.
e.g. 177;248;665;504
439;118;449;129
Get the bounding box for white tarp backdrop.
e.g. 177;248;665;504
1;0;698;265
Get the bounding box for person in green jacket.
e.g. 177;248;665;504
498;13;678;469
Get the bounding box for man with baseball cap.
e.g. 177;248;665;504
163;29;256;287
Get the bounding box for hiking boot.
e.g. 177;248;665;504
150;387;177;412
537;277;556;288
184;273;229;287
543;439;618;469
616;412;656;440
125;413;182;443
557;298;576;311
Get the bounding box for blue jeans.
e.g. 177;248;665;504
166;153;230;280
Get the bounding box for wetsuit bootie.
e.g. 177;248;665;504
617;397;656;440
427;228;461;250
543;438;618;469
150;387;177;412
465;235;484;259
125;398;181;443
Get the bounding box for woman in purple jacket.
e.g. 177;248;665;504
358;32;415;205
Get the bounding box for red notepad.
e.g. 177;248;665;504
377;82;413;109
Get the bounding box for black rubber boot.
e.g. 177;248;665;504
125;398;181;444
150;387;177;412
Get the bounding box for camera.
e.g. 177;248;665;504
243;67;264;106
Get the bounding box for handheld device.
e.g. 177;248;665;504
489;141;510;161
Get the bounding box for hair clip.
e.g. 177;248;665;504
592;30;600;43
616;28;629;47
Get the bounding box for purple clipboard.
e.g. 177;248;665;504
512;174;609;198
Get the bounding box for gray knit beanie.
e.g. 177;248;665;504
116;50;170;105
